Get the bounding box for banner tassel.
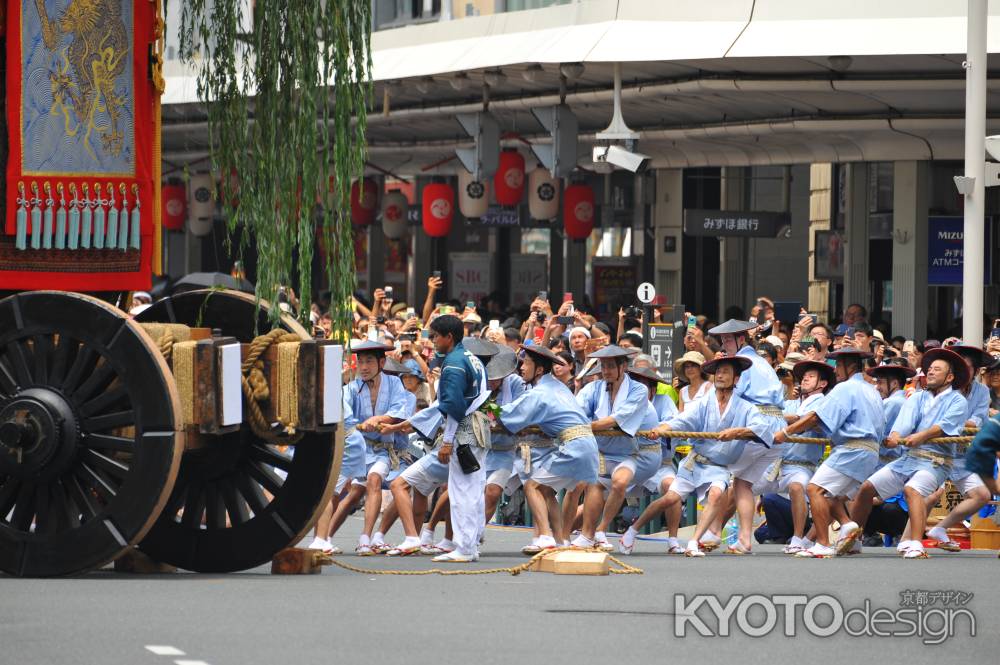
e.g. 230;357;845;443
55;183;67;249
130;184;141;250
80;183;92;249
15;183;27;251
30;182;42;249
68;183;80;250
117;183;129;250
42;182;54;249
106;182;118;249
93;183;105;249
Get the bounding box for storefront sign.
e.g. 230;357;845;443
592;259;638;317
927;216;991;286
509;254;548;307
683;209;789;238
449;252;493;303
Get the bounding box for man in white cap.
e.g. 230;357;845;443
776;347;884;559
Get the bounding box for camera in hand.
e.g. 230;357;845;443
399;332;417;342
624;305;642;319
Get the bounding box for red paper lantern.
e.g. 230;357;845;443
563;183;595;240
493;149;525;206
422;182;454;238
161;184;187;231
350;179;379;226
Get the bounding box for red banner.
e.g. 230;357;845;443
1;0;158;291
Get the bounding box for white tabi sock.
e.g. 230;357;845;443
621;526;638;549
927;526;949;542
436;538;456;550
701;530;720;544
358;534;371;547
420;528;434;546
397;536;421;550
667;537;680;548
686;539;700;552
595;531;608;544
790;536;803;548
801;537;815;549
372;531;385;546
537;535;557;548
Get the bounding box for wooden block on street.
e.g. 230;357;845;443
113;548;176;574
271;547;331;575
529;550;610;576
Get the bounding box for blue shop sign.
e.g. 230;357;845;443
927;216;991;286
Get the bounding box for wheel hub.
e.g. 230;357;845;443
0;388;79;478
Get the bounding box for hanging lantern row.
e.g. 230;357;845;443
381;191;409;239
422;182;454;238
493;149;525;206
563;183;595;240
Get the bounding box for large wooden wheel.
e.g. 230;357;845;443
0;292;183;577
135;289;340;572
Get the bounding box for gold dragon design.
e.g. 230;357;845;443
34;0;129;161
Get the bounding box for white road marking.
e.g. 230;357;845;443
145;646;186;657
174;661;211;665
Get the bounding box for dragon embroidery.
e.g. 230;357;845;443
34;0;129;160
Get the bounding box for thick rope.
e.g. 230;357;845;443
324;546;643;577
498;426;975;446
241;329;303;442
158;329;174;363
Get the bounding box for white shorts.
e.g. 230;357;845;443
953;473;986;495
753;464;813;496
399;456;448;497
335;474;351;494
809;463;862;499
867;466;944;501
728;444;782;484
597;457;638;489
486;467;513;489
530;468;582;493
352;459;391;487
669;474;727;505
642;464;677;494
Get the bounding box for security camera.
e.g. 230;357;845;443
986;135;1000;161
592;144;651;173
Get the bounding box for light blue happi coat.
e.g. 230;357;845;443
878;390;908;466
485;373;528;476
499;373;599;484
886;387;967;478
780;393;826;465
339;390;369;482
951;381;990;480
576;373;649;464
734;345;786;407
662;391;763;490
346;373;415;470
811;372;884;482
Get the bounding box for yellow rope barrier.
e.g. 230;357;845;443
324;547;643;577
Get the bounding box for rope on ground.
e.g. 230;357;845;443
324;546;643;577
241;328;303;442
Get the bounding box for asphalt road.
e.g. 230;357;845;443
3;518;996;665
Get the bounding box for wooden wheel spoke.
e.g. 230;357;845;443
181;485;206;530
61;345;97;395
246;460;284;495
5;340;33;388
10;481;36;531
205;484;227;530
83;410;135;433
48;335;76;387
75;463;117;503
160;479;190;522
34;483;55;534
221;478;250;526
65;474;99;522
235;470;270;515
247;443;293;471
52;479;80;530
0;478;20;520
84;433;135;453
80;448;130;481
78;385;130;418
72;360;117;404
0;358;18;396
31;335;52;385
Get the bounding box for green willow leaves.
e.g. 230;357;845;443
178;1;371;335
